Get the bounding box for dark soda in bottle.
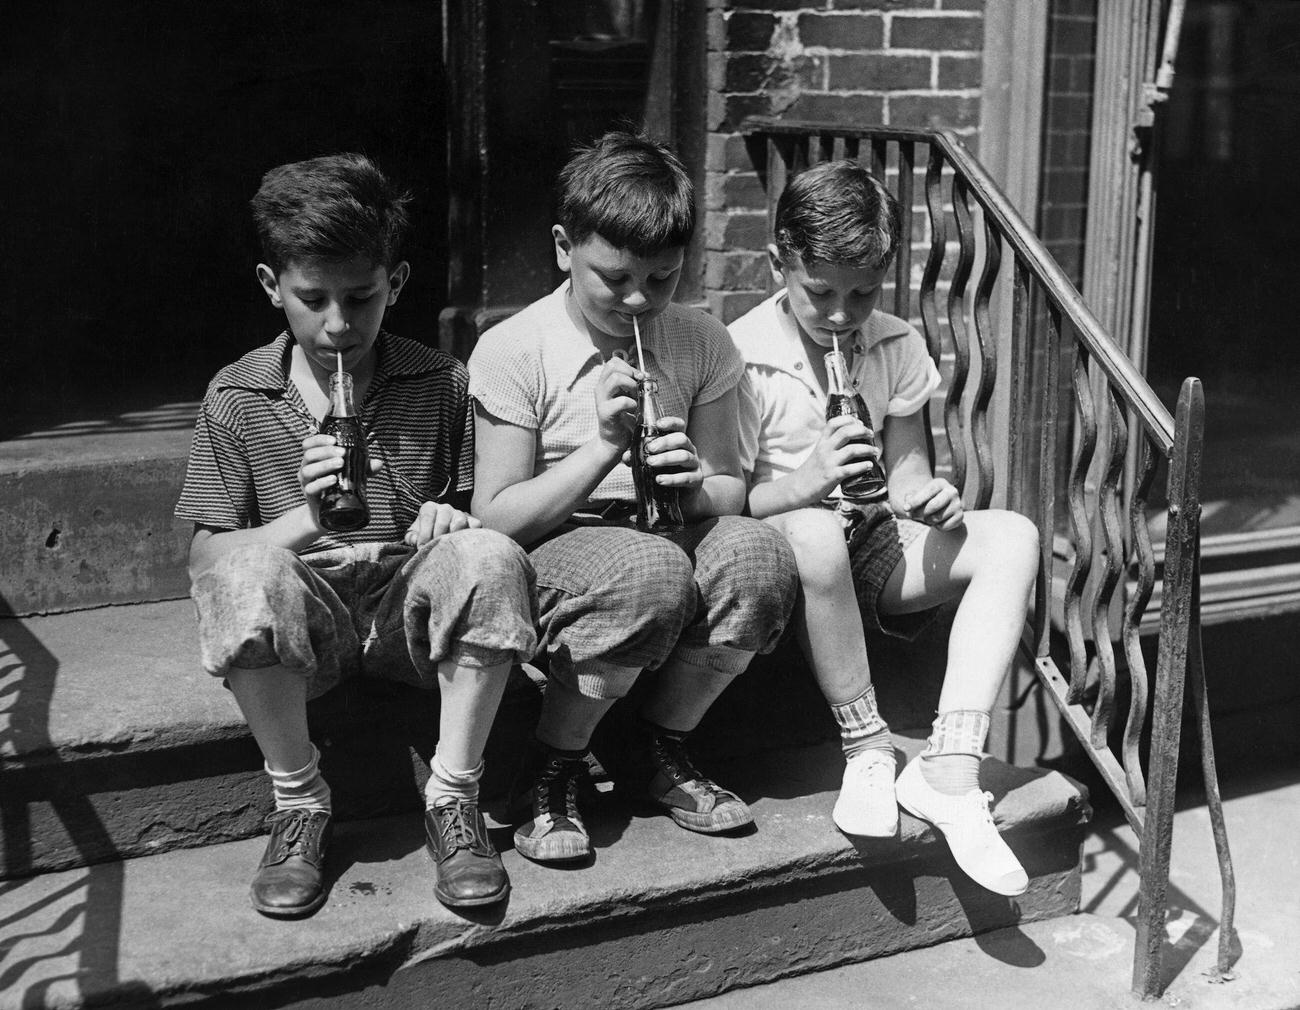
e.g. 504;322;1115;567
632;378;685;533
824;350;888;503
318;370;370;532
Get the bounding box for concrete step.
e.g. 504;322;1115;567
0;600;549;878
0;599;959;880
0;406;198;617
0;734;1090;1010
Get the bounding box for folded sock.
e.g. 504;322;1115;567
919;709;991;796
426;751;483;809
267;745;332;814
830;684;892;761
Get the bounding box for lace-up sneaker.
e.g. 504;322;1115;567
250;808;332;918
646;732;753;834
511;752;592;863
425;799;510;907
895;755;1028;896
832;750;899;837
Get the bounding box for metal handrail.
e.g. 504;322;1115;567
741;118;1236;999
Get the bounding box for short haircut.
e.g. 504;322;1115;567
557;131;695;256
774;160;902;269
250;153;411;275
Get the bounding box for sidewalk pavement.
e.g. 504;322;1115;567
680;770;1299;1009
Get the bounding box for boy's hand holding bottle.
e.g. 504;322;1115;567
638;415;702;491
296;432;384;532
790;415;883;505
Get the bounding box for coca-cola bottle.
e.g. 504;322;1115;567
318;370;370;532
824;350;888;503
631;378;685;533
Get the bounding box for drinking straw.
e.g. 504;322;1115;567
633;315;645;370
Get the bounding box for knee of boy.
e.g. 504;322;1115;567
775;509;848;582
1000;510;1040;567
621;537;695;623
417;527;532;588
199;543;300;594
711;519;799;614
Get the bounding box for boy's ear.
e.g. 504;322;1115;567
386;261;411;306
255;264;283;308
766;244;786;286
552;225;574;272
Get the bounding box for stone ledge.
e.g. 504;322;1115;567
0;737;1089;1010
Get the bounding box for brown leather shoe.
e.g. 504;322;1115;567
425;800;510;908
250;809;331;918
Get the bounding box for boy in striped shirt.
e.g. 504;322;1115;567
176;154;537;917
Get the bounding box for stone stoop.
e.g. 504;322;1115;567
0;411;197;618
0;599;953;881
0;735;1090;1010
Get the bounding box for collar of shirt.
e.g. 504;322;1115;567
743;291;914;396
545;281;659;391
214;329;449;395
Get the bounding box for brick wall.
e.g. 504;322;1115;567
1037;0;1097;288
703;0;987;323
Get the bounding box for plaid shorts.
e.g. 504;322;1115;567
844;502;938;641
527;514;798;691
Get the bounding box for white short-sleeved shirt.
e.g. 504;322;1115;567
731;290;941;486
469;281;744;502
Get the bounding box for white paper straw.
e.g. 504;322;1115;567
633;315;645;371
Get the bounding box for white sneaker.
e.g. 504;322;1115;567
894;755;1029;896
832;750;898;837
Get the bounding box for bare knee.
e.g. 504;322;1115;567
969;510;1039;579
769;508;851;598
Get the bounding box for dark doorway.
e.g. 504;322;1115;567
1;2;446;439
1147;0;1300;536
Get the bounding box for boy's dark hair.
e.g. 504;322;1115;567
250;153;411;275
774;160;901;269
557;131;695;256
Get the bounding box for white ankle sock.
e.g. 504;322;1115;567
830;684;892;760
426;751;483;809
267;744;332;813
919;710;990;796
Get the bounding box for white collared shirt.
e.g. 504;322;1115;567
731;290;941;487
468;281;743;501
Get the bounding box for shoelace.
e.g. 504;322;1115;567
437;802;479;853
536;757;584;822
271;810;324;857
653;735;727;800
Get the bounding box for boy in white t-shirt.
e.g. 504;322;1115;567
730;160;1039;896
469;133;797;866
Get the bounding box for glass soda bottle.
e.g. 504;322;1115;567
631;378;685;533
318;370;370;532
824;350;888;503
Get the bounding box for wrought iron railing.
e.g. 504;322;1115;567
740;119;1236;999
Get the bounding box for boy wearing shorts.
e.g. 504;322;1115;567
176;154;537;916
468;132;798;864
731;160;1039;896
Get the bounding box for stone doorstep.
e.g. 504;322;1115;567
0;739;1090;1010
0;600;954;879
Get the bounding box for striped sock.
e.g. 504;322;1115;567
425;750;484;809
919;709;990;796
267;744;332;814
830;684;892;760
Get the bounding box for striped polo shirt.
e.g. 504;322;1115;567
176;330;472;554
468;281;744;502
